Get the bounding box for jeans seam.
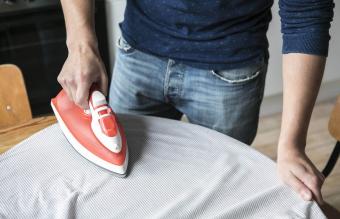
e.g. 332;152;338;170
164;59;174;102
210;69;261;84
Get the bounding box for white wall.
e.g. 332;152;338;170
324;2;340;82
105;0;340;114
105;0;126;70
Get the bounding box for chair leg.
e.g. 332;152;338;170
322;141;340;178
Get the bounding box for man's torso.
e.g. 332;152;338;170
120;0;273;70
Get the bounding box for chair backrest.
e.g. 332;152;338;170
329;96;340;141
0;64;32;129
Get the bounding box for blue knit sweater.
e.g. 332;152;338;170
120;0;334;70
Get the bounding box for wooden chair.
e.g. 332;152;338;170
322;96;340;178
318;96;340;219
0;64;32;129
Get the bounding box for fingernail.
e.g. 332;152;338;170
302;191;311;200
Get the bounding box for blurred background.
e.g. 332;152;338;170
0;0;110;116
0;0;339;210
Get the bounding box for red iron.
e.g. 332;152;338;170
51;89;128;176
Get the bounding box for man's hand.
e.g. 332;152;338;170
278;54;326;205
277;147;325;205
58;45;108;109
58;0;108;109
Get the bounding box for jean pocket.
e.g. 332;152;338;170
210;61;266;85
117;36;136;55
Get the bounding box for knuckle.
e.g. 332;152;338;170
79;71;90;80
79;76;89;84
57;75;64;84
68;78;76;85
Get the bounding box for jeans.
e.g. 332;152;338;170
109;37;267;145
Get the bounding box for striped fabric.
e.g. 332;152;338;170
0;114;325;218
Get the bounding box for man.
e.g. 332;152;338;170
58;0;334;207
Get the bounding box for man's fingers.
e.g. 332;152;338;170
316;171;326;183
69;83;78;104
57;55;108;109
61;81;75;103
277;152;326;206
292;163;324;205
299;172;324;205
57;71;77;103
75;82;90;109
301;160;325;183
286;172;312;201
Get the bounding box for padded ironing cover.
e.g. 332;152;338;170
0;115;325;218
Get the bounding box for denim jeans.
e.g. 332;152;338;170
109;37;267;144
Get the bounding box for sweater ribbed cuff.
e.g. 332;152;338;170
282;33;330;57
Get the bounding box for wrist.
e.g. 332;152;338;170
67;39;99;55
277;138;305;161
278;130;306;150
66;28;98;54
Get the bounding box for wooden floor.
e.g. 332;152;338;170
253;99;340;210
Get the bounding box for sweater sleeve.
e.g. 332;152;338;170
279;0;334;56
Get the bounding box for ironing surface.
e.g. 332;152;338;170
0;114;326;218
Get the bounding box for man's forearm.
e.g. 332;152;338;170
58;0;108;108
278;53;326;154
60;0;97;51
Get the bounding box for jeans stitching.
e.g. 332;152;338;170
117;36;135;54
210;69;261;84
164;59;174;102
